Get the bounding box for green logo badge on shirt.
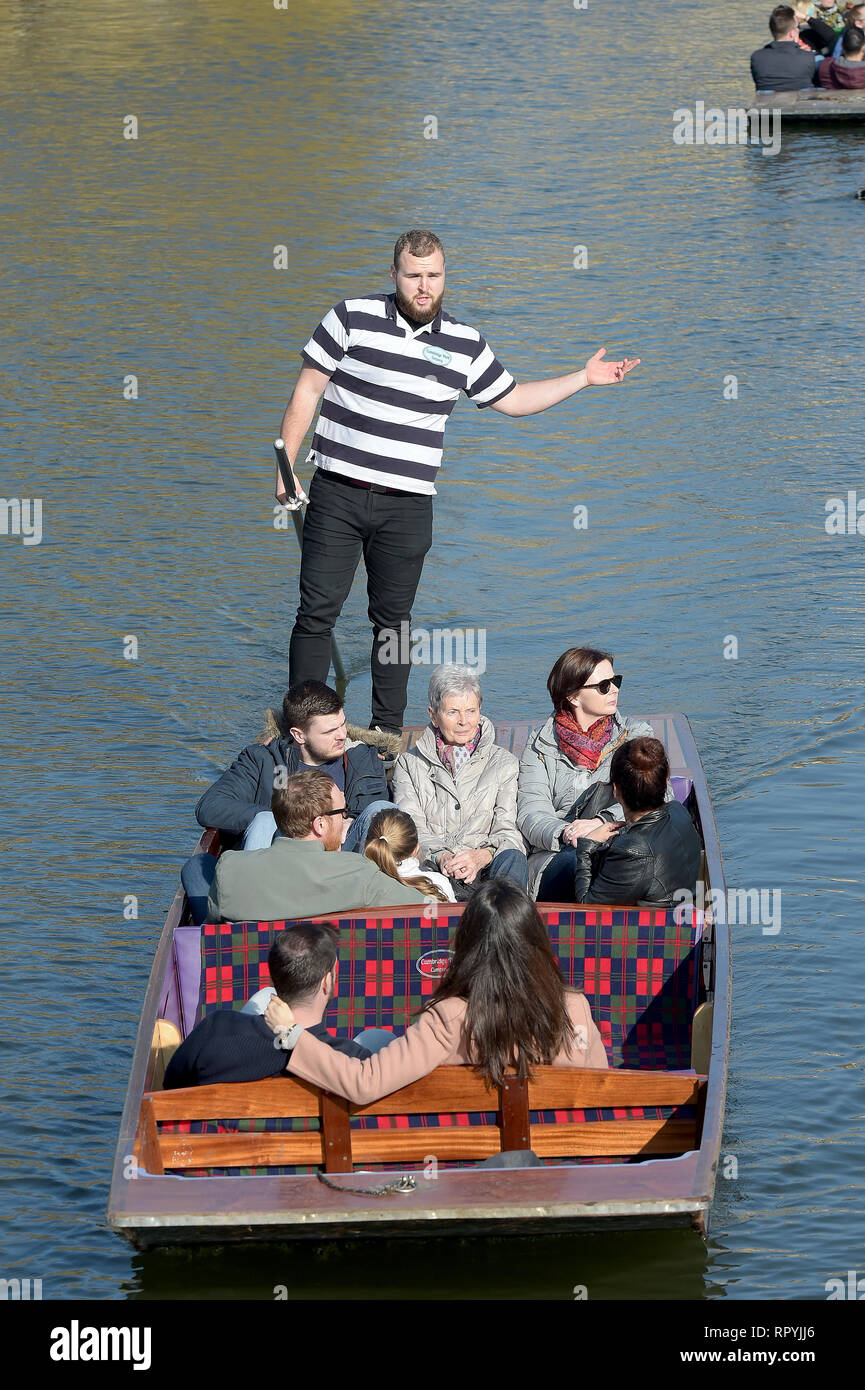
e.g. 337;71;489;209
423;345;452;367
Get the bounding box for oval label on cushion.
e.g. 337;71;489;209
422;345;452;367
416;950;453;979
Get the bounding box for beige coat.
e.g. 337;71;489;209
392;717;525;868
288;991;608;1105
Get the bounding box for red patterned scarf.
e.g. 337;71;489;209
554;710;614;770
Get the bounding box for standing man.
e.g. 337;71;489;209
277;229;639;736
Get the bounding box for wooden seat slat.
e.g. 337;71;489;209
148;1067;703;1122
157;1115;698;1172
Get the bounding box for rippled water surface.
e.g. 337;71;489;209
1;0;863;1300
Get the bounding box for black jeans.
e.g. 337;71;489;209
288;470;433;729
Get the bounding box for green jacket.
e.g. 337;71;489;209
207;837;427;923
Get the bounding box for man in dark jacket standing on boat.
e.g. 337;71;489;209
277;229;639;737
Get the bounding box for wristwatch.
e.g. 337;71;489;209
272;1023;305;1053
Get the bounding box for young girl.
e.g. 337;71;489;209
364;808;455;902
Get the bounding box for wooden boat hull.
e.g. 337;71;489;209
108;713;730;1247
749;89;865;121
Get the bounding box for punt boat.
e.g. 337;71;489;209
108;713;730;1248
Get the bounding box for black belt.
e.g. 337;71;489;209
317;469;416;497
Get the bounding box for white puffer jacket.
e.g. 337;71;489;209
391;717;525;869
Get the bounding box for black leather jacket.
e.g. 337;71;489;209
573;800;701;908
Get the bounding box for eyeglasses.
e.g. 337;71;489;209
318;805;349;818
581;674;623;695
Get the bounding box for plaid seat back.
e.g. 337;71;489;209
198;907;701;1071
198;908;464;1033
544;907;701;1071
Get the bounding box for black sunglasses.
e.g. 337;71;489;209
318;805;349;818
581;674;623;695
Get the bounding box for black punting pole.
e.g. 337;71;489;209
273;439;346;687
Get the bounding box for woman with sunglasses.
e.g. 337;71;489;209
517;647;669;901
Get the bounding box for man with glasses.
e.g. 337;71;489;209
751;6;821;90
206;770;427;924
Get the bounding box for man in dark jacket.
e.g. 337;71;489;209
195;680;390;848
818;23;865;86
573;738;701;909
751;5;819;89
164;924;393;1089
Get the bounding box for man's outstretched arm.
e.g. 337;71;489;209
275;364;331;501
490;347;639;418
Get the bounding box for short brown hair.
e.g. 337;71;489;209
610;737;669;812
769;5;797;39
268;923;338;1003
271;770;336;838
546;646;614;715
393;229;445;270
281;681;342;735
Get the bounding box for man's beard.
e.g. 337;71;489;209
394;286;444;325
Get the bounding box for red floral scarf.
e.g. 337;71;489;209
553;710;614;770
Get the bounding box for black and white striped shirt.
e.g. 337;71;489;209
300;292;516;495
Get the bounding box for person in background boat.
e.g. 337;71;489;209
279;228;640;739
819;20;865;81
261;879;608;1106
204;771;427;925
164;924;386;1090
573;738;701;909
194;680;391;850
364;808;456;902
795;0;847;50
517;647;672;902
750;6;821;88
391;665;529;898
830;6;865;55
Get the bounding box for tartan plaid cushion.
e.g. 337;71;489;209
163;907;701;1175
199;907;700;1071
199;912;455;1033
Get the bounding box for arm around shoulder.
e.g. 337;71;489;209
287;1001;463;1105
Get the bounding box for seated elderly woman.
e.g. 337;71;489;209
574;738;701;907
518;646;672;901
392;664;529;896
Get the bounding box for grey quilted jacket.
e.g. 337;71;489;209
391;717;525;868
517;712;665;896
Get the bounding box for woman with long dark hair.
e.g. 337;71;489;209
262;879;607;1102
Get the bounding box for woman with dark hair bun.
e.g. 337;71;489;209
573;737;701;908
518;646;670;901
263;878;607;1102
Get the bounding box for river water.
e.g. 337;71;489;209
1;0;863;1301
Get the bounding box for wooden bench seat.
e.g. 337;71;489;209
137;1066;707;1175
